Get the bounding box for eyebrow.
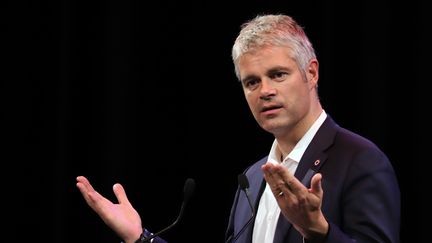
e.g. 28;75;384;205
266;66;291;75
240;63;294;83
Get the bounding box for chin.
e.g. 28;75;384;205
261;122;281;133
260;118;290;134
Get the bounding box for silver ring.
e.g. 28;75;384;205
277;191;284;197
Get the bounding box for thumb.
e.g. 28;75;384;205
113;183;131;206
310;173;323;196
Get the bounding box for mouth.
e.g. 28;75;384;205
260;104;283;116
261;104;283;113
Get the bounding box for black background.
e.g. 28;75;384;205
5;0;429;242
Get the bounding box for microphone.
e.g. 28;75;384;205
141;178;196;243
226;174;255;243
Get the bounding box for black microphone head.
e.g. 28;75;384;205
237;174;249;191
229;174;254;243
183;178;195;203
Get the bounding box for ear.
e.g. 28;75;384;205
306;59;319;89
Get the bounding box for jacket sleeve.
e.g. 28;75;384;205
324;149;401;243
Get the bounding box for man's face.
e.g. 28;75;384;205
238;46;318;137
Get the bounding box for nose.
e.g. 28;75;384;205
259;79;276;101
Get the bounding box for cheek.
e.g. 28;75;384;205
244;95;260;117
283;83;306;99
245;93;257;107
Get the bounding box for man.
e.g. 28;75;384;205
77;14;400;243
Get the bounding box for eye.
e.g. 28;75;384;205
243;78;260;90
270;71;288;81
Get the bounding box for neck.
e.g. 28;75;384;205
276;107;323;159
277;145;289;162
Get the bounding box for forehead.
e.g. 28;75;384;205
238;46;297;76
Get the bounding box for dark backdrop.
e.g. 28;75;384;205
5;0;429;242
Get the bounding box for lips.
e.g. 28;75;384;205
261;104;283;112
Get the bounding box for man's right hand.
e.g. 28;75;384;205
76;176;143;243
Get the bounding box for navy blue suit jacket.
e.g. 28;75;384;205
225;115;400;243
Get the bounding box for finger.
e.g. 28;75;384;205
262;162;285;183
76;176;96;193
309;173;323;197
76;176;110;210
262;164;294;201
263;163;305;195
113;183;131;206
262;163;294;182
263;165;323;212
76;176;92;201
76;176;102;203
262;163;283;191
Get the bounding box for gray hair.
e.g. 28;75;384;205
232;14;316;80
